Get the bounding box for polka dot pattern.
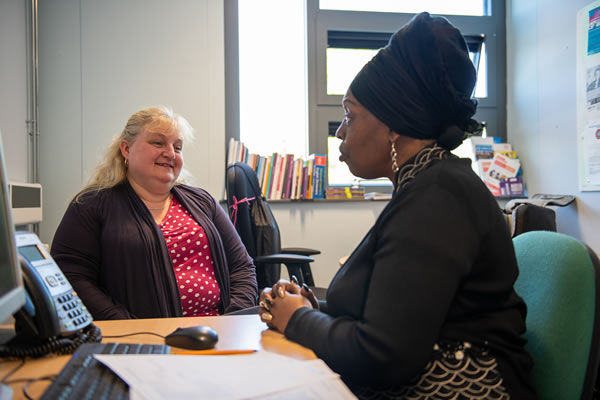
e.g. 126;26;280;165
160;196;221;317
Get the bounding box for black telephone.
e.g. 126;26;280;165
0;232;100;357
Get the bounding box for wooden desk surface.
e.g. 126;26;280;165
0;315;315;399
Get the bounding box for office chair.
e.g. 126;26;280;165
513;231;600;400
225;162;322;292
504;194;575;237
505;203;557;237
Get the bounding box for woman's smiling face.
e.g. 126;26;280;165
121;125;183;194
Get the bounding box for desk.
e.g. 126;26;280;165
0;315;315;399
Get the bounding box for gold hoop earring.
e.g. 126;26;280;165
390;141;399;173
124;158;128;167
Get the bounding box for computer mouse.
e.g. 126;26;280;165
164;325;219;350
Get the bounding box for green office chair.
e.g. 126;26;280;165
513;231;600;400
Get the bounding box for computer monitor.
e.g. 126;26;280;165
0;130;26;323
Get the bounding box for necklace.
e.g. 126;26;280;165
145;194;172;211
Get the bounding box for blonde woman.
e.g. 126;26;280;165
51;106;257;320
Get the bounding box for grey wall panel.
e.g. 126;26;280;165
38;0;83;244
0;0;28;182
38;0;225;244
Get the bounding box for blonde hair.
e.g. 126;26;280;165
76;106;194;201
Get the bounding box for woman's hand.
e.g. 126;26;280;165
258;277;314;332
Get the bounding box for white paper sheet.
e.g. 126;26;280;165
95;351;356;399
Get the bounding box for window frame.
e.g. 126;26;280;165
306;0;506;160
225;0;506;191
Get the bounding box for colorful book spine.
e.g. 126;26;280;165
311;154;327;199
301;163;308;199
294;159;303;199
283;154;295;199
263;155;273;198
306;158;314;199
275;153;287;200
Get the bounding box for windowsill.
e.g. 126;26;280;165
219;197;390;205
266;197;390;202
220;195;526;205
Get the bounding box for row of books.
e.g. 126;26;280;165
227;138;327;200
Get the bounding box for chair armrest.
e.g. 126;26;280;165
255;254;315;264
281;247;321;256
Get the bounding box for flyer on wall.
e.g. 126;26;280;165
583;124;600;187
577;1;600;191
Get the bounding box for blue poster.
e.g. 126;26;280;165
588;7;600;55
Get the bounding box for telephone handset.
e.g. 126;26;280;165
0;232;100;357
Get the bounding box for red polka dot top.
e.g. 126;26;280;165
159;196;221;316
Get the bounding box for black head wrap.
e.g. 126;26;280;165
349;12;480;150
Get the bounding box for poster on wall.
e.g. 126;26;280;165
577;1;600;190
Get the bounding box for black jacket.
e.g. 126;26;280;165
284;157;534;398
51;182;257;319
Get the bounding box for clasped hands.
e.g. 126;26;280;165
258;276;319;333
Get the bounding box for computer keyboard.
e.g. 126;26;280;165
41;342;171;400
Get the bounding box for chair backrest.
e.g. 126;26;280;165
513;231;600;400
509;203;557;237
226;162;282;288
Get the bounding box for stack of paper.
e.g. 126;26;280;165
96;351;356;399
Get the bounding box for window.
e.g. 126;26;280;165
326;30;487;98
319;0;490;16
226;0;505;190
237;0;307;156
307;0;505;187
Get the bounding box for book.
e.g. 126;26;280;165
500;176;525;196
495;151;518;159
227;138;237;165
486;153;521;181
470;137;495;159
364;192;391;200
255;156;263;183
326;186;365;199
289;158;299;200
310;154;327;199
484;153;521;197
268;153;280;200
476;159;492;178
283;154;295;199
274;153;287;200
263;155;274;198
301;163;308;199
306;158;314;199
294;159;303;200
492;143;512;153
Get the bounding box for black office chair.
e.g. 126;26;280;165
225;162;321;292
503;194;575;237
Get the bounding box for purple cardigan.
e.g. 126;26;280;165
50;182;257;320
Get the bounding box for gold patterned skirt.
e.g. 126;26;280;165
352;341;510;400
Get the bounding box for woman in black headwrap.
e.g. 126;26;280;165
259;12;535;399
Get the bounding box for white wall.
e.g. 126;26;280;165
0;0;29;182
507;0;600;254
270;201;387;287
37;0;226;244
